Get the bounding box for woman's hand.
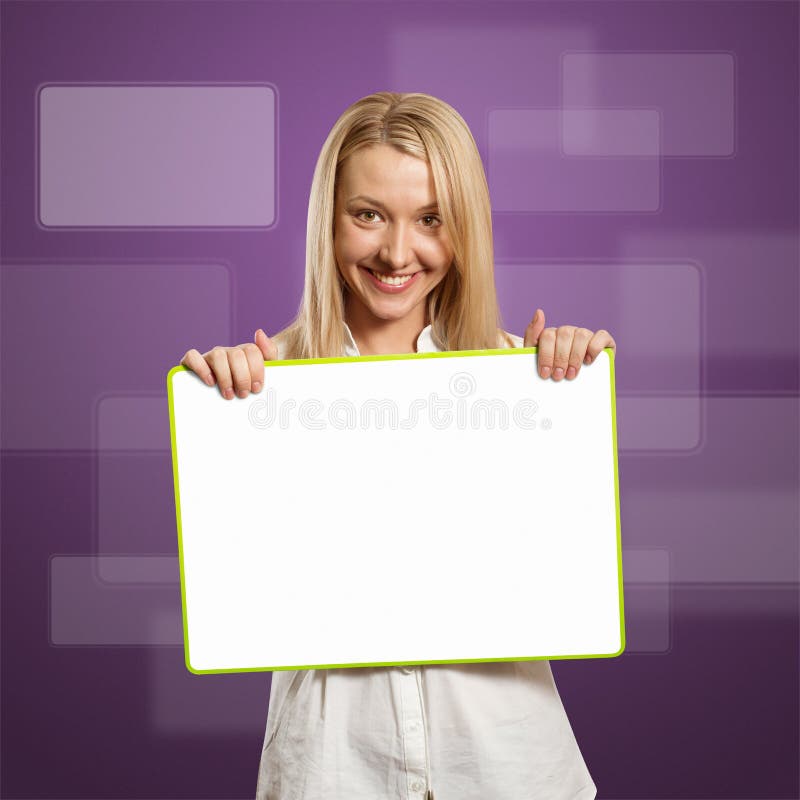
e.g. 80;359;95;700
524;309;616;381
179;329;278;400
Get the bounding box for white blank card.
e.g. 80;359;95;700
167;347;624;673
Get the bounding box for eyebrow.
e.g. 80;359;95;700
348;195;439;213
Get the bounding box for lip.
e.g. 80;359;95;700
360;266;422;294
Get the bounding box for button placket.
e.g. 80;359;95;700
399;667;427;798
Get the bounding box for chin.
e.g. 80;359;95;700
366;304;414;321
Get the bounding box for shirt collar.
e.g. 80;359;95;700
342;321;440;356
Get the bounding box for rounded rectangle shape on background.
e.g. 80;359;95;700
37;83;277;228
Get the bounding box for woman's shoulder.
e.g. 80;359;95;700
501;330;525;348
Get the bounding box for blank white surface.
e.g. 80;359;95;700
168;349;623;672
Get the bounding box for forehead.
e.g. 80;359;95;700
337;145;437;201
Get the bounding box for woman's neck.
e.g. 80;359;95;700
344;297;428;356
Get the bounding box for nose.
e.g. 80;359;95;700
379;222;413;271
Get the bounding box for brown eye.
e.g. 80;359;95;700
357;210;380;222
421;215;442;228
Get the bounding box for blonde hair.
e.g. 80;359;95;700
273;91;515;359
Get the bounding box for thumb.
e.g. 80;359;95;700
524;309;545;348
254;328;278;361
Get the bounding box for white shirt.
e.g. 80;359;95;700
256;322;597;800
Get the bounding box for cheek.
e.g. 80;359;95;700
438;233;455;265
425;239;455;271
334;233;356;270
334;227;371;266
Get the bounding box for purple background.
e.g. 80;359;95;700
1;1;798;798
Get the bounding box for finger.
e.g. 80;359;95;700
566;328;594;380
180;349;215;387
536;327;557;379
552;326;576;381
523;308;546;348
228;348;252;398
585;329;616;365
238;342;266;393
255;328;279;361
207;347;234;400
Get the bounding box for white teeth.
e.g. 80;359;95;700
370;269;413;286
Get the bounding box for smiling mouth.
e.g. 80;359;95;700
361;266;420;286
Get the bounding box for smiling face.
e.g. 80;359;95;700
333;144;455;331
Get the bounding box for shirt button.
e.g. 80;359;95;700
407;721;419;732
401;666;415;674
411;780;423;792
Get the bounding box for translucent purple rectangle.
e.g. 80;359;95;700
49;556;182;645
622;547;669;584
97;396;171;451
147;640;270;733
561;109;661;157
622;585;671;653
387;25;596;145
2;263;230;450
488;109;660;212
562;53;735;156
622;548;670;653
619;231;799;368
38;85;276;227
97;555;179;584
616;396;702;452
618;262;701;367
625;481;798;584
97;453;179;564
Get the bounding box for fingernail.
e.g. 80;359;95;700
540;366;551;378
252;381;262;392
585;355;592;364
223;388;234;400
553;367;564;379
566;366;577;379
205;375;214;386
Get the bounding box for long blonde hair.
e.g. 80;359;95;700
273;91;515;359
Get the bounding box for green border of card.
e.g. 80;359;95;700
167;346;625;674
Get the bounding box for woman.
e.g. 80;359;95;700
181;91;614;799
